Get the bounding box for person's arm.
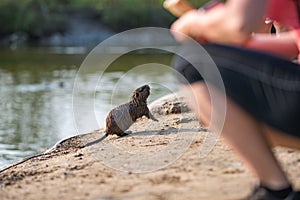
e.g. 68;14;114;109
171;0;267;44
245;32;298;59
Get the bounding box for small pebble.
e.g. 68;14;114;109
63;172;75;178
74;153;84;157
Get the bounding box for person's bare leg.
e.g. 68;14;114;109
183;82;290;189
262;125;300;150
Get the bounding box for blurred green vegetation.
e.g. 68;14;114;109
0;0;211;39
0;0;70;39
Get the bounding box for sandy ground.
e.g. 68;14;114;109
0;96;300;200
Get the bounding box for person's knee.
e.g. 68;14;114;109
181;82;213;127
173;54;203;85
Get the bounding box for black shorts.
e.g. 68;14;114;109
173;43;300;137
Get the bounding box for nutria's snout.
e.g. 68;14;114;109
140;84;150;98
138;85;150;92
131;84;151;103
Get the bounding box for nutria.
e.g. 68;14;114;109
82;84;158;147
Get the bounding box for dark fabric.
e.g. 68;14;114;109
173;43;300;137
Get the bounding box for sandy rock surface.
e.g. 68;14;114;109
0;94;299;200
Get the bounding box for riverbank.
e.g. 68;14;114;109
0;94;300;200
0;2;176;48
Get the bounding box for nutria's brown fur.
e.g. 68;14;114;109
82;85;158;148
106;84;158;136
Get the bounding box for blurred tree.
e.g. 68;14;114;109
0;0;68;38
0;0;213;39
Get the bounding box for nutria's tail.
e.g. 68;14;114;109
80;133;109;148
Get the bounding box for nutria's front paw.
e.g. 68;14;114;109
152;118;159;122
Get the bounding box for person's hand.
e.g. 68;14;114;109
171;10;204;42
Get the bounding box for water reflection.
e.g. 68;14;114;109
0;48;177;168
0;53;78;167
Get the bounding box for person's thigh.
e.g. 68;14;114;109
174;43;300;138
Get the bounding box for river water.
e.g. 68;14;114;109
0;47;178;168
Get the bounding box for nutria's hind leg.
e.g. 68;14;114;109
116;131;131;137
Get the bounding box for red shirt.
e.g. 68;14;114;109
267;0;299;29
211;0;300;60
